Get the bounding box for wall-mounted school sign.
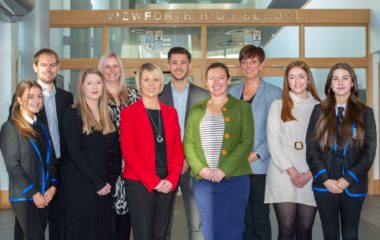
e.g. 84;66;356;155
50;9;370;27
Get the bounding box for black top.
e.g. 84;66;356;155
31;122;48;170
146;109;167;171
306;103;377;196
52;107;122;240
240;92;255;104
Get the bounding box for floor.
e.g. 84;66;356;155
1;196;379;239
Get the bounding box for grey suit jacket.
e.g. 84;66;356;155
0;120;58;202
159;82;209;122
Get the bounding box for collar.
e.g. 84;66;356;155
170;81;190;92
336;103;347;109
37;79;56;96
196;94;238;111
22;112;37;125
289;91;313;103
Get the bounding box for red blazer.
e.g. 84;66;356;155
120;99;184;192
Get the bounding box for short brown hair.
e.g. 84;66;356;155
33;48;60;65
168;47;192;62
239;45;265;63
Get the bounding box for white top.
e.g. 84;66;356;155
265;91;318;206
200;112;225;170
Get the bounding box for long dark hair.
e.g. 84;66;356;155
314;63;364;151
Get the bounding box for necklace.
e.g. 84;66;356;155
146;109;164;143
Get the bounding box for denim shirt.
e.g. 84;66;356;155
229;80;282;174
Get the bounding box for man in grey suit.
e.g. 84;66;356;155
160;47;209;240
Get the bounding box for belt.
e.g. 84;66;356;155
294;141;304;150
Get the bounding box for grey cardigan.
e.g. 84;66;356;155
229;80;282;174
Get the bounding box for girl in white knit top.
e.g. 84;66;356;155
265;61;321;240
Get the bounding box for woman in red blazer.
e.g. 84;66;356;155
119;62;184;240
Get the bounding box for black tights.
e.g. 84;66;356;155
273;202;316;240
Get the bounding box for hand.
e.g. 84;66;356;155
44;186;57;204
248;152;259;164
97;183;111;196
287;167;301;187
33;192;47;208
337;178;350;190
154;180;173;193
198;167;213;180
293;171;312;188
209;168;225;183
323;179;343;194
181;160;189;174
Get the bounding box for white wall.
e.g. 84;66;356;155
0;22;17;190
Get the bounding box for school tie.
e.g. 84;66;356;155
337;106;344;121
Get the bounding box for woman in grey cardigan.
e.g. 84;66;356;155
229;45;282;240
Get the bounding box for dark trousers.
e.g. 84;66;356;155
114;212;131;240
244;174;272;240
166;171;203;240
314;191;365;240
12;201;50;240
125;179;175;240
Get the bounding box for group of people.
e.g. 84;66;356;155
0;44;376;240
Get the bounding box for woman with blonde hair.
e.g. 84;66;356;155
54;69;121;240
120;62;183;240
98;52;139;239
1;80;57;240
265;61;320;239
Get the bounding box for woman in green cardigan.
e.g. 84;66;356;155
184;62;254;240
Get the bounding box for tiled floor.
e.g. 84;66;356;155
1;196;379;239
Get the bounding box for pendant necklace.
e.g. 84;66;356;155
146;109;164;143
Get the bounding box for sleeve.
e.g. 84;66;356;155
267;101;294;172
67;92;74;106
218;103;254;178
165;109;184;190
49;155;59;188
120;108;161;192
306;106;330;184
255;88;283;162
0;122;38;198
183;108;208;176
45;124;59;188
343;107;377;184
63;108;106;191
108;133;122;186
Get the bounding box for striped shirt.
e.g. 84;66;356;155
200;112;225;170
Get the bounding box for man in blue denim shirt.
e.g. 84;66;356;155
229;45;282;240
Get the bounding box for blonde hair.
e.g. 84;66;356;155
97;52;129;103
74;69;115;135
11;80;43;139
135;62;164;94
